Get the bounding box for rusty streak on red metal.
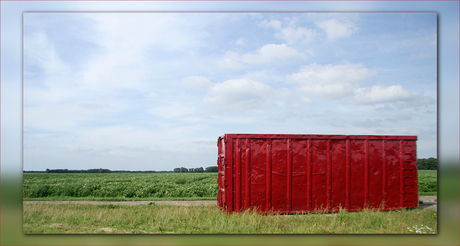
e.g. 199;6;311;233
217;134;418;214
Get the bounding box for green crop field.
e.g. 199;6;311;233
417;170;437;195
23;173;218;200
23;170;436;201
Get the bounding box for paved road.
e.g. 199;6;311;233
24;196;437;210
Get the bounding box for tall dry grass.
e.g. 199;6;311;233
23;203;437;234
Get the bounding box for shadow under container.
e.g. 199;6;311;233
217;134;418;214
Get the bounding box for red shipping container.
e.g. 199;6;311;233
217;134;418;214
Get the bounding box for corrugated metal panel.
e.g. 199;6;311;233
217;134;418;214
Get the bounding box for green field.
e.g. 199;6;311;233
23;173;218;200
22;171;438;234
23;171;437;201
417;170;437;195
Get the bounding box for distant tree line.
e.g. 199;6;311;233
417;158;437;170
23;168;215;173
23;169;171;173
45;168;111;173
25;159;435;174
110;170;168;173
173;166;218;173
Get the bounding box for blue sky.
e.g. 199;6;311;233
22;12;437;171
1;1;458;173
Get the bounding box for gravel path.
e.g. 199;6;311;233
418;196;437;211
24;196;437;210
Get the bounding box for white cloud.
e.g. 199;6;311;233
78;102;110;110
305;48;315;57
203;78;274;112
277;87;292;98
287;63;377;99
316;19;358;41
259;18;316;44
78;124;206;150
24;30;81;105
87;14;204;53
431;33;437;46
215;51;244;69
182;76;213;90
286;63;430;108
349;85;412;104
385;114;413;122
275;26;316;44
259;19;282;30
24;31;70;78
25;102;121;131
82;51;148;90
146;92;158;98
394;92;436;108
149;102;195;119
345;86;435;107
216;44;306;69
81;13;209;91
301;96;312;104
376;104;396;111
353;118;384;128
241;44;306;64
236;38;245;46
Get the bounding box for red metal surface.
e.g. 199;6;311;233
217;134;418;214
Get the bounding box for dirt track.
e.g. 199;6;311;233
24;196;437;210
418;196;437;211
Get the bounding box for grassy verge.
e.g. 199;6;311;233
23;203;437;234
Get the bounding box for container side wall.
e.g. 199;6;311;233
311;139;328;211
220;134;417;214
250;139;268;212
350;140;365;210
386;140;402;209
271;139;288;212
368;140;384;208
291;139;309;212
331;140;347;210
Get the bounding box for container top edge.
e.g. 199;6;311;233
221;134;418;140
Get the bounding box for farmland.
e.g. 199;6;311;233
23;173;218;200
23;171;438;234
23;171;436;200
417;170;437;195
